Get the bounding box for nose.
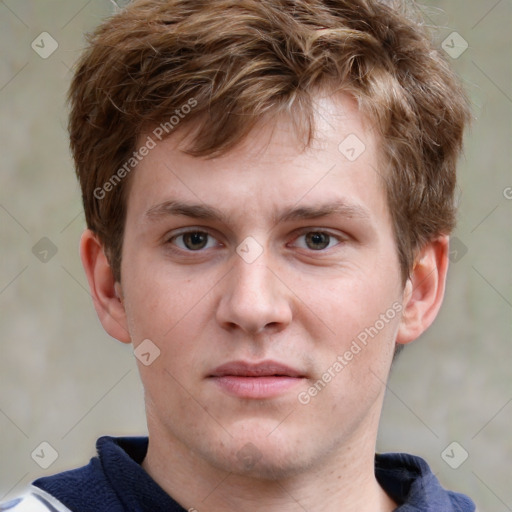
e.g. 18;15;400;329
216;254;293;335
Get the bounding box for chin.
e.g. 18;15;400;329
220;449;315;481
200;429;321;481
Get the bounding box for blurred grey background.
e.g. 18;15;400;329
0;1;511;510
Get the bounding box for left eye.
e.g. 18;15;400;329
171;231;218;251
293;232;340;251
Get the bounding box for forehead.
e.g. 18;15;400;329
125;91;386;224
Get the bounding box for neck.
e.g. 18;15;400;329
141;417;396;512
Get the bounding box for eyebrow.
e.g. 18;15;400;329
144;201;228;223
143;199;371;224
276;202;371;223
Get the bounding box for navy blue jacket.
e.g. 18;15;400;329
29;436;474;511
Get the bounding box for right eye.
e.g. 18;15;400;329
169;231;219;251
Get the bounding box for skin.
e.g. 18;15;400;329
81;91;449;511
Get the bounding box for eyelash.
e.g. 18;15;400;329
289;230;344;251
166;229;221;251
166;228;345;253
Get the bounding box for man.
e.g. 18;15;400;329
2;0;474;510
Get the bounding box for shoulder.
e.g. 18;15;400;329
0;486;72;511
0;459;108;512
376;452;476;511
16;436;150;512
5;437;129;512
30;442;125;512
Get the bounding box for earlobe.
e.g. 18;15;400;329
80;229;131;344
396;235;450;345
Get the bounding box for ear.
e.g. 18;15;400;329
80;229;131;344
396;235;450;345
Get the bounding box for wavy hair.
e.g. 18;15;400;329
69;0;470;283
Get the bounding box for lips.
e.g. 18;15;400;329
209;360;306;399
210;360;305;378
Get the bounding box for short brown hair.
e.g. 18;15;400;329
69;0;470;283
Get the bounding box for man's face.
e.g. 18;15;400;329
120;92;405;478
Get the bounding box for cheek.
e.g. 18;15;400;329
122;256;213;338
300;269;401;398
305;267;400;338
